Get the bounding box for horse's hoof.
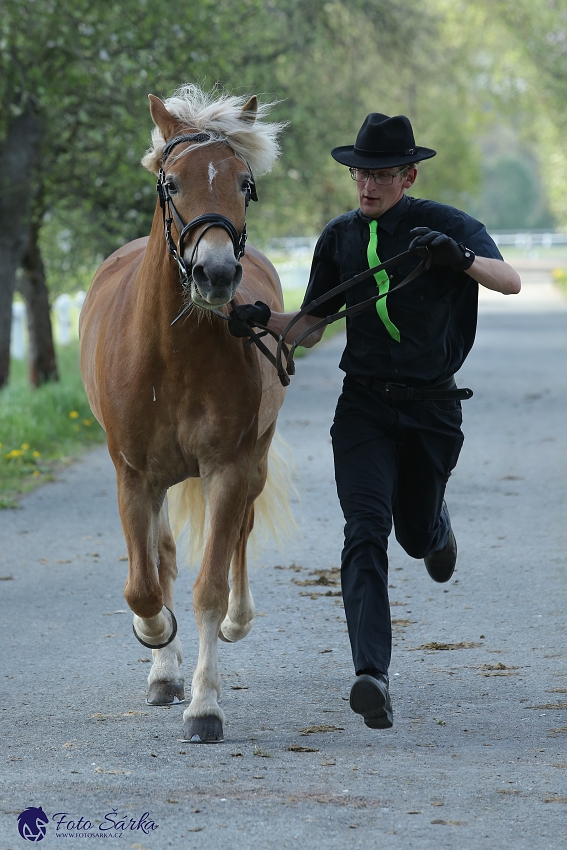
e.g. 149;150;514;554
147;680;185;705
183;716;224;743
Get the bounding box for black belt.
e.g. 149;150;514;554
351;375;473;402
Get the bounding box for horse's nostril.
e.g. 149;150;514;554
191;264;208;289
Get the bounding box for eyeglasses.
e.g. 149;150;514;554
349;167;407;186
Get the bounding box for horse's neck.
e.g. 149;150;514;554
135;205;188;324
133;203;223;352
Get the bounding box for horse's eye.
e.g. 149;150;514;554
242;180;251;193
165;179;178;194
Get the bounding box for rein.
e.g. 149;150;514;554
156;132;257;326
268;248;431;386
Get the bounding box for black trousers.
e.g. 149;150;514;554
330;377;464;675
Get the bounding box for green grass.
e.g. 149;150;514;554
0;343;106;507
551;268;567;297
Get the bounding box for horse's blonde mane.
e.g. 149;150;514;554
142;84;285;177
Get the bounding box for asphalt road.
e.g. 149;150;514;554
1;264;567;849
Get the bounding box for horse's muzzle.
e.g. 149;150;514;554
191;258;243;307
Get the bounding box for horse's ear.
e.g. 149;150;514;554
240;95;258;124
148;94;181;139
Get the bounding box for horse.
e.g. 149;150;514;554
79;85;292;743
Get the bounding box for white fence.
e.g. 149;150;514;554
11;292;86;360
490;232;567;248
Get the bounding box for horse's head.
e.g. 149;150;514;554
148;94;259;309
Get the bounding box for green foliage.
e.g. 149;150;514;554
2;0;566;307
0;344;105;503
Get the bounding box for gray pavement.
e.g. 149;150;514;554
1;267;567;849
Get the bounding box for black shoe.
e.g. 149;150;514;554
349;673;393;729
424;501;457;583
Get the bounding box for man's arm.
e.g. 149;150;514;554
466;256;521;295
409;227;521;295
267;310;325;347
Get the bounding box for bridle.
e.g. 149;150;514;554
156;132;257;324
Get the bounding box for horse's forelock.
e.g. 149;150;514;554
141;84;285;177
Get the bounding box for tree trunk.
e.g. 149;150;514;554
0;99;42;388
19;216;58;386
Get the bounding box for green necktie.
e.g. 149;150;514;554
367;219;400;342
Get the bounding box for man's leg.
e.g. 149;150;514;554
331;384;399;677
393;400;464;566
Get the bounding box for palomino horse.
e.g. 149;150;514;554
80;85;291;743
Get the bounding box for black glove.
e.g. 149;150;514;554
409;227;475;271
228;300;271;337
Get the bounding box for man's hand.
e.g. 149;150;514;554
409;227;475;272
228;301;271;337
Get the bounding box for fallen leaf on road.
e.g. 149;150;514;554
287;745;319;752
413;642;481;651
299;725;344;734
300;590;342;599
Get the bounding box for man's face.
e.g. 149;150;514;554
356;166;417;218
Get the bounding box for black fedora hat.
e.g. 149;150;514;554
331;113;436;169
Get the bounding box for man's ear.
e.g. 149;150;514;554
403;166;418;189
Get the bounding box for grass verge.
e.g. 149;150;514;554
0;343;106;508
552;268;567;297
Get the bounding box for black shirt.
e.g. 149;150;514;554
301;195;503;386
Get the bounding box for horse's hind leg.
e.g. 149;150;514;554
219;502;256;643
147;503;184;705
219;422;274;643
183;463;249;743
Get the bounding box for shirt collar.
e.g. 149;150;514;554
356;194;410;235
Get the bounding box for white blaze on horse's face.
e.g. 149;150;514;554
176;145;248;308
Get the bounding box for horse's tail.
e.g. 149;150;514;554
167;430;298;566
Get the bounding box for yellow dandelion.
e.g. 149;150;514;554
33;470;40;477
69;410;79;419
21;443;30;450
33;451;41;458
82;419;92;427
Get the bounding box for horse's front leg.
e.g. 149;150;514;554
116;464;178;657
183;463;248;743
